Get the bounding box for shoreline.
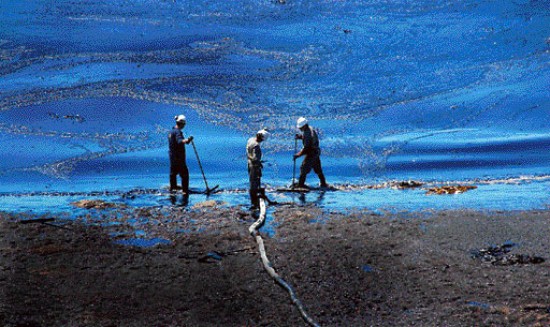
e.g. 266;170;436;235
0;176;548;216
1;206;549;326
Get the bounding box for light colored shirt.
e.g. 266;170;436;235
246;137;262;166
246;136;262;166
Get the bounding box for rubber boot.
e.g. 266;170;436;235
169;174;178;192
319;173;328;188
297;174;307;188
181;166;189;194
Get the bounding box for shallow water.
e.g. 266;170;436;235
1;0;548;213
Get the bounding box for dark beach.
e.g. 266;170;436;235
1;204;548;326
1;1;549;326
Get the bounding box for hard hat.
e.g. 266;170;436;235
257;129;269;141
175;114;186;123
296;117;308;129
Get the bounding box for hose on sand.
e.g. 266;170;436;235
248;198;320;327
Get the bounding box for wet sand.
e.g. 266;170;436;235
1;205;549;326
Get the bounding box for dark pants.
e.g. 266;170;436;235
170;162;189;192
298;155;327;187
248;164;262;207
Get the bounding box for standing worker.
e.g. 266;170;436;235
293;117;328;188
247;129;269;209
169;114;194;193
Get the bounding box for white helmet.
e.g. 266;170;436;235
175;114;186;123
257;129;269;141
296;117;308;129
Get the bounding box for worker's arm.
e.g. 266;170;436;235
294;129;312;159
183;135;194;144
293;149;304;160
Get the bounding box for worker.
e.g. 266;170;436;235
168;114;194;193
293;117;328;188
247;129;269;209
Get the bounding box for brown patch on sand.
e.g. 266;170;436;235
71;199;125;209
426;185;477;195
192;200;228;209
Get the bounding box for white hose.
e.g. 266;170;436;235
249;198;320;327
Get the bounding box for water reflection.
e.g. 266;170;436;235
294;190;326;206
169;193;189;207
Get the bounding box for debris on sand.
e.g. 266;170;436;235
471;242;515;259
470;243;545;265
492;254;545;265
19;218;55;224
71;199;123;210
391;180;423;190
426;185;477;195
198;251;223;263
191;200;227;209
523;303;550;314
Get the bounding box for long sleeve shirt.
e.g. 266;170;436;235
301;125;320;156
246;137;262;167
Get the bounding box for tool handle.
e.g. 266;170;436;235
292;137;297;188
191;140;209;190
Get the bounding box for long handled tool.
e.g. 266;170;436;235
276;136;309;193
292;137;297;189
191;140;219;195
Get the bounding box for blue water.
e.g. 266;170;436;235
466;301;492;310
0;0;548;213
113;237;171;248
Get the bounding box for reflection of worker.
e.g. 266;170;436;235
168;115;194;193
247;129;269;209
294;117;328;188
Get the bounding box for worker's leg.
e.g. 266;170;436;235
297;156;313;187
249;166;261;208
312;157;327;187
169;163;178;191
180;165;189;193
